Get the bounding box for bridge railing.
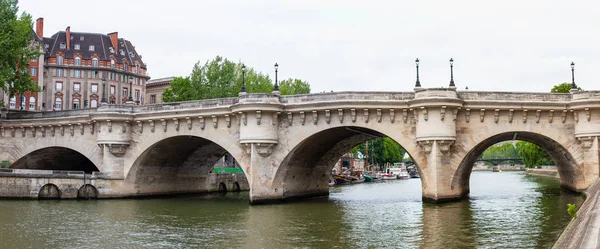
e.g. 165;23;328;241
99;97;240;113
280;91;416;104
458;91;572;102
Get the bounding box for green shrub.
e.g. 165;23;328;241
567;203;577;218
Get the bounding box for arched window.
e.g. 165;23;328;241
110;59;115;68
57;55;63;65
74;57;81;66
90;99;98;108
9;96;16;109
73;98;80;109
55;97;62;110
28;96;35;110
92;58;99;67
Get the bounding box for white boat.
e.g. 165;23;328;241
386;163;410;180
381;173;397;180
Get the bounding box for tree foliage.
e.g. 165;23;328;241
163;56;310;102
351;137;407;167
480;142;520;165
0;0;41;96
551;82;582;93
515;141;552;168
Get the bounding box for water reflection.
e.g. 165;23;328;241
0;172;583;249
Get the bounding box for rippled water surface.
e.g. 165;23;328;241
0;172;582;248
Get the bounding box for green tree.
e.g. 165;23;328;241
279;78;310;95
163;56;310;102
515;141;552;168
0;0;41;96
551;82;582;93
351;138;407;167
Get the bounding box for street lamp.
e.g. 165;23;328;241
449;58;455;88
571;62;577;89
415;58;421;88
127;76;134;104
240;64;247;93
273;63;280;92
101;78;107;104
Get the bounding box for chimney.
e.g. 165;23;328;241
65;26;71;49
35;18;44;38
108;32;118;50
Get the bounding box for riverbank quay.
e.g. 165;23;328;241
525;167;559;178
553;178;600;248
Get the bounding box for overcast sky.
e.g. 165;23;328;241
18;0;600;93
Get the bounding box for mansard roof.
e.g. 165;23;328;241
42;31;146;69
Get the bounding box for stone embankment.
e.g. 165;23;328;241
553;178;600;248
525;166;559;178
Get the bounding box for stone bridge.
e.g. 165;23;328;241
1;88;599;204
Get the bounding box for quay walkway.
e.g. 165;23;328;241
554;178;600;248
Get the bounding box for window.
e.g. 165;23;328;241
89;45;95;51
74;44;80;50
73;98;80;109
56;82;63;91
80;36;84;41
120;49;124;56
123;63;128;72
60;43;66;49
19;94;24;110
74;83;81;92
30;67;36;76
91;99;98;108
110;59;115;68
123;87;128;97
91;84;98;93
136;65;139;74
75;57;81;66
110;85;115;95
9;96;16;109
91;71;98;79
31;57;37;62
135;77;139;85
92;58;98;67
57;69;64;77
74;70;81;78
29;96;35;110
55;97;62;110
57;55;63;65
135;90;140;100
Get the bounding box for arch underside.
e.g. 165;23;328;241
454;132;584;193
126;136;236;195
11;147;99;173
274;126;413;199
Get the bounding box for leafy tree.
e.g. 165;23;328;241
515;141;552;168
279;78;310;95
351;137;407;168
0;0;41;96
163;56;310;102
551;82;582;93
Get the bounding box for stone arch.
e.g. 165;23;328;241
10;146;99;173
452;131;585;195
38;184;61;199
271;126;421;200
125;135;246;196
77;184;98;199
218;182;227;192
2;137;103;172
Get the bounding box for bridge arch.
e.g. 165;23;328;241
125;135;247;196
452;131;585;195
10;146;100;173
271;125;423;200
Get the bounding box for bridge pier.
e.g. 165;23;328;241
419;140;469;203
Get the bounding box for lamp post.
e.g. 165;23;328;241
126;76;134;104
571;62;577;89
273;63;280;92
240;64;247;93
449;58;455;88
101;78;107;104
415;58;421;88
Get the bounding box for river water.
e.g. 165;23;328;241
0;172;582;248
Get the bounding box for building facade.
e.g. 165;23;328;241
145;77;173;105
2;18;150;111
